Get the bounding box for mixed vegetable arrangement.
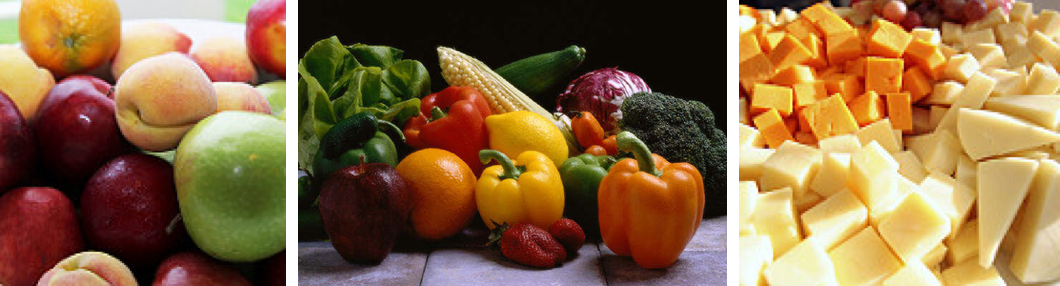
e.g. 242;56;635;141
297;37;722;270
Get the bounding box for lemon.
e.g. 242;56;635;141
484;111;568;167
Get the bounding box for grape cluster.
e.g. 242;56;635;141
851;0;1013;30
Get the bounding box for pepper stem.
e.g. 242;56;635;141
430;106;447;121
616;131;662;177
479;150;522;180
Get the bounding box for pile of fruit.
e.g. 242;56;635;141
0;0;287;284
740;1;1060;285
297;37;722;270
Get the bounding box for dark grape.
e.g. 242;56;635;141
964;0;988;23
882;1;909;24
902;12;924;30
922;10;943;28
942;0;967;23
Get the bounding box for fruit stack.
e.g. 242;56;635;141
0;0;287;284
740;1;1060;285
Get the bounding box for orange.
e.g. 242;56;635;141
19;0;122;78
395;148;478;241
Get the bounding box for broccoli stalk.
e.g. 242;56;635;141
618;92;725;218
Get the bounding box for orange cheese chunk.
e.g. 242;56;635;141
848;91;887;126
827;30;865;65
752;83;794;117
770;34;814;72
772;65;817;86
786;17;823;42
824;73;863;103
799;105;817;133
754;108;795;149
740;32;763;63
740;53;776;91
795;132;819;146
763;32;787;54
801;3;854;36
801;34;829;68
810;94;860;140
886;92;913;133
865;57;904;94
793;81;828;110
902;66;932;103
867;19;913;58
845;57;868;78
904;39;947;79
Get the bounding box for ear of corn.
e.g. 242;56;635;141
438;46;580;154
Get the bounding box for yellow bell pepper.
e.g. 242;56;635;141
599;132;705;269
476;149;564;230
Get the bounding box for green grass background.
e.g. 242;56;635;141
0;0;255;44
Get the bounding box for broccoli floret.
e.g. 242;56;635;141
618;92;726;218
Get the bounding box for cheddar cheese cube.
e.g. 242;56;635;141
811;94;860;139
753;108;794;149
751;83;793;117
771;64;816;86
865;57;904;94
823;73;862;102
886;92;913;133
848;91;886;127
902;66;933;102
792;81;828;110
801;2;853;36
826;30;864;65
769;34;814;72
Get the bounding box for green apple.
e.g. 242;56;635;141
256;80;285;116
174;111;285;262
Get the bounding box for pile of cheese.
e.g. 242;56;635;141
740;1;1060;286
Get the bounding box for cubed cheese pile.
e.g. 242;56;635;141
740;1;1060;286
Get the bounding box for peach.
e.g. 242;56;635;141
110;22;192;80
36;251;136;286
0;45;56;121
214;82;271;114
191;37;258;83
114;53;216;152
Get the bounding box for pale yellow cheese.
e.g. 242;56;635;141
994;22;1028;47
920;171;976;240
907;130;961;176
942;22;965;46
1009;158;1060;283
740;97;750;125
883;262;942;286
936;72;997;133
801;190;867;251
850;142;900;212
817;134;861;154
794;191;823;214
984;95;1060;130
954;154;977;192
929;106;948;130
878;191;952;263
1003;37;1037;70
855;119;901;153
924;81;963;106
869;176;915;227
1031;9;1060;39
985;68;1025;97
978;157;1039;268
947;219;979;266
739;181;758;236
892;151;928;183
776;7;797;25
740;235;772;286
754;188;800;258
828;226;902;286
740;147;774;182
764;238;838;286
739;123;765;148
1027;30;1060;67
760;141;822;199
968;43;1006;71
911;27;941;45
1023;62;1060;95
972;7;1008;31
923;243;947;267
944;54;982;83
809;153;851;198
962;29;997;50
941;258;1005;286
958;108;1060;160
1010;2;1033;24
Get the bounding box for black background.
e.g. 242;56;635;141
298;1;724;128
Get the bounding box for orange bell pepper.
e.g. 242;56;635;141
598;132;704;269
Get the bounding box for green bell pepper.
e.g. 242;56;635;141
559;153;616;239
312;112;405;181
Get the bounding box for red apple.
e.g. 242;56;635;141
319;163;411;264
34;76;131;189
0;187;84;286
81;153;188;269
153;252;252;286
258;250;285;286
0;91;35;192
246;0;286;77
38;75;112;115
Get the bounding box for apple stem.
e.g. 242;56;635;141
358;155;366;173
166;214;182;235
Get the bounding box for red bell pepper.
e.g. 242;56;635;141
403;86;492;174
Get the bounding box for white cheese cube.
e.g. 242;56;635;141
1002;37;1037;69
957;108;1060;160
1031;9;1060;39
793;191;823;214
978;157;1039;268
941;21;964;46
943;54;981;83
760;141;821;199
976;6;1009;30
754;188;800;258
739;147;774;182
911;27;941;45
739;181;758;236
850;142;899;212
817;134;861;154
740;235;773;286
962;29;997;48
925;81;963;106
828;226;902;286
908;130;961;175
883;262;942;286
936;72;997;133
810;152;851;198
968;43;1007;71
920;171;976;240
801;190;867;250
892;151;928;183
764;238;838;286
878;190;951;264
1010;158;1060;283
947;219;979;265
941;259;1005;286
1024;62;1060;95
1010;2;1033;24
869;176;916;228
739;123;764;148
995;22;1029;46
855;119;901;153
984;95;1060;130
985;68;1026;96
1027;30;1060;67
929;106;948;130
954;154;977;189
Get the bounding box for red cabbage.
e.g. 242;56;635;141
556;67;650;131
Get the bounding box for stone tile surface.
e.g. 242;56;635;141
686;216;727;252
421;244;606;286
298;241;428;286
601;250;726;286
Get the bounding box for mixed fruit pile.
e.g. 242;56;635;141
0;0;287;285
297;37;723;270
740;0;1060;285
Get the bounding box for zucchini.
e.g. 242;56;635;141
318;112;379;159
496;45;586;97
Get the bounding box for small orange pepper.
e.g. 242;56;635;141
583;145;607;156
601;135;617;156
571;111;605;149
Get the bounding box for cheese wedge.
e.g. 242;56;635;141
1010;158;1060;283
941;259;1005;286
978;157;1039;268
883;262;941;286
764;237;838;286
936;72;997;133
740;235;773;286
801;190;868;250
739;181;758;236
958;108;1060;160
761;141;822;199
828;226;902;286
878;191;951;264
983;95;1060;131
754;188;800;258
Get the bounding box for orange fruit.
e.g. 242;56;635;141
19;0;122;78
395;148;478;241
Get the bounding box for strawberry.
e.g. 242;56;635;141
548;218;586;254
489;222;566;268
